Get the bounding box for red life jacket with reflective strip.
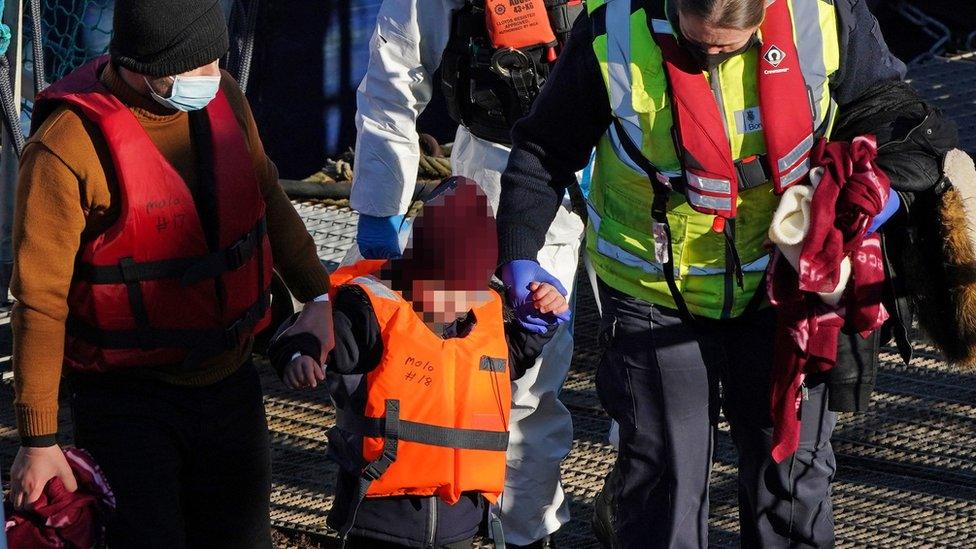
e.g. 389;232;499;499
327;263;511;507
33;57;273;372
652;0;814;227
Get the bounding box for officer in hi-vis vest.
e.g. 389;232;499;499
352;1;588;547
496;0;915;546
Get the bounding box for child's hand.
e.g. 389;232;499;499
529;282;570;317
283;354;325;390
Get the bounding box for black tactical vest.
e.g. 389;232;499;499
440;0;585;145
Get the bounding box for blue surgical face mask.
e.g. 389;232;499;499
146;74;221;111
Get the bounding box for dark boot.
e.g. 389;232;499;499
592;459;621;549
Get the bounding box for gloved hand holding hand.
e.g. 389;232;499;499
501;260;571;334
356;214;405;259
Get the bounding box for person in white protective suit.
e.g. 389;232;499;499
351;1;588;546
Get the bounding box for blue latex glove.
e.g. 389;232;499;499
500;260;571;334
867;191;901;235
357;214;405;259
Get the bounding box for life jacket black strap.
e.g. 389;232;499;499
735;155;772;192
546;0;586;40
75;217;267;286
611;117;695;323
119;256;153;350
67;290;270;352
335;408;510;451
338;399;401;545
182;217;267;286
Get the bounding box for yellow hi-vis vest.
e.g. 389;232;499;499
587;0;840;318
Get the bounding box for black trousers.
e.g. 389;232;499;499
69;361;273;549
596;280;837;549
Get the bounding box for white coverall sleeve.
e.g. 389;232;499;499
351;0;461;217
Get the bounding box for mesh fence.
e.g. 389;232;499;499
24;0;244;88
29;0;113;84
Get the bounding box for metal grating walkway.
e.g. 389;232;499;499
259;263;976;548
907;53;976;156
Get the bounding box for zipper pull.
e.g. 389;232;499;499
800;382;810;402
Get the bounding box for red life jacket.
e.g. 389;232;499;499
326;263;510;538
32;56;273;372
652;0;815;229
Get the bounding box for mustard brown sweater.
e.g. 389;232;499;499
11;63;330;441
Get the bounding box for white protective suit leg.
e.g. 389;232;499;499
451;125;584;545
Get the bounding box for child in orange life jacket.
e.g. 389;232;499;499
269;176;567;548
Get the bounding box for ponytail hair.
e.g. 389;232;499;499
676;0;766;29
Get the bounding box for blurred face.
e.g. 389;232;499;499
411;279;494;325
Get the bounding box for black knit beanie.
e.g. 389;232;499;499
110;0;229;77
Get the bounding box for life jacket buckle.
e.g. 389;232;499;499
226;231;256;271
223;318;248;349
362;461;386;481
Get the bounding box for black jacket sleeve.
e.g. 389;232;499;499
496;12;613;265
267;286;384;378
506;322;558;381
826;3;959;410
830;0;907;108
327;286;384;376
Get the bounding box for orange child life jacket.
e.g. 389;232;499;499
327;264;511;520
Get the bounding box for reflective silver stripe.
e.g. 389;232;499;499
686;172;732;194
588;201;770;276
651;18;672;34
780;157;811;187
589;200;666;275
742;254;771;273
350;275;401;302
605;0;645;167
687;255;770;275
586;200;603;232
687;188;733;211
777;133;814;172
597;239;770;276
597;238;665;275
791;0;828;127
608;120;648;175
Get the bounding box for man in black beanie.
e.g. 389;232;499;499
7;1;334;546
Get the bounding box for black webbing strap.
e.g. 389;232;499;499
181;218;267;286
723;222;745;290
76;256;196;285
567;181;589;224
188;108;230;315
67;290;270;352
119;256;152;349
75;218;267;286
742;271;769;316
188;110;221;254
611;117;695;322
338;399;401;545
336;408;510;451
546;0;586;42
